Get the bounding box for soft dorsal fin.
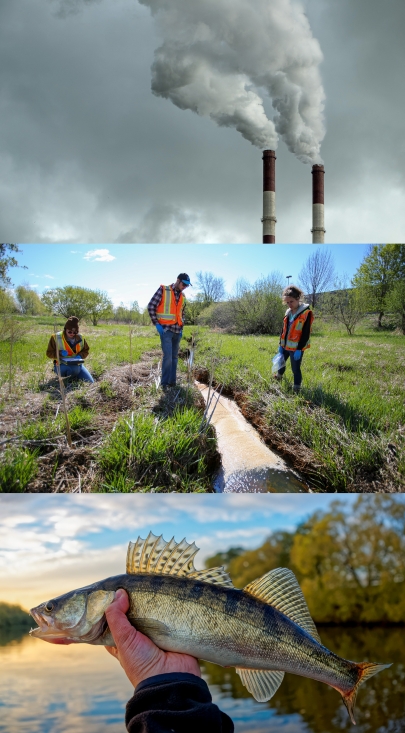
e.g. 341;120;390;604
126;533;234;587
243;567;321;643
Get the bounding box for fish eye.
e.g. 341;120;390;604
44;602;54;612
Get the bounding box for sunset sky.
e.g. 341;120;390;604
0;493;359;610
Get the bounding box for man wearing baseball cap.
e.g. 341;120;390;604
147;274;191;388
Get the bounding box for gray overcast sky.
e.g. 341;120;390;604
1;0;405;244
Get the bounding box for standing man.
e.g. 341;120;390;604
147;273;191;388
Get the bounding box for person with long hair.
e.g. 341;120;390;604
275;286;314;393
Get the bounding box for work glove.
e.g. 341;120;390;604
60;349;68;357
179;329;183;338
293;350;302;361
278;345;284;355
155;324;165;336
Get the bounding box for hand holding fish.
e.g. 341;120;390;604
104;588;201;687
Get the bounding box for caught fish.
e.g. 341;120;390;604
30;532;390;724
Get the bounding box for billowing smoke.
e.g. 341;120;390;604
139;0;325;163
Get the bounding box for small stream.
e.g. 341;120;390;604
196;383;309;493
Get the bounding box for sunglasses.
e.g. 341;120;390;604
66;329;78;335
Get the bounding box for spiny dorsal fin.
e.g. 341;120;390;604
126;534;234;587
243;567;321;643
235;668;284;702
188;567;234;588
126;532;199;576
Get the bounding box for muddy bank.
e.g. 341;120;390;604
196;382;309;492
194;367;324;491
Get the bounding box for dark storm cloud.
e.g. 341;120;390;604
0;0;404;243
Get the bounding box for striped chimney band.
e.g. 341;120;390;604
262;150;276;243
311;164;325;244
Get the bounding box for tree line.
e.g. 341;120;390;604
205;495;405;624
1;244;405;335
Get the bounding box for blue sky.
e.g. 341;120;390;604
0;493;361;609
14;244;370;308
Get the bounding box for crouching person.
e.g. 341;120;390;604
46;316;95;384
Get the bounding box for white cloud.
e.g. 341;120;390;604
83;248;116;262
29;273;55;279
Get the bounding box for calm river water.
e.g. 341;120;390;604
0;626;404;733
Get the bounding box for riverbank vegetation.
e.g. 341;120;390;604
205;496;405;624
0;602;31;629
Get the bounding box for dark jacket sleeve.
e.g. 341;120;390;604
125;673;234;733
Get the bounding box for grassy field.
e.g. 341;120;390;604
0;315;404;492
0;317;219;492
193;319;405;491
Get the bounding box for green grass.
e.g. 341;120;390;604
1;316;404;491
193;321;405;490
96;407;217;492
0;448;38;492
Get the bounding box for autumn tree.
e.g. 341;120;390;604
290;495;405;623
206;531;295;589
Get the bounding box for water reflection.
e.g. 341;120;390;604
220;466;307;493
0;627;403;733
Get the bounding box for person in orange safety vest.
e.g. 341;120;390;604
46;316;94;383
147;274;190;388
275;285;314;393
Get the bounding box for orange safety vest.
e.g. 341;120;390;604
280;307;314;351
156;285;185;326
55;331;83;364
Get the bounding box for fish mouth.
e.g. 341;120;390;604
29;606;75;644
29;606;108;645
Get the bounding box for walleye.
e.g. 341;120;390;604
30;532;390;724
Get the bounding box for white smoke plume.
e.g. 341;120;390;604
139;0;325;163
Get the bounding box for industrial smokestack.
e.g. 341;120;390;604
311;164;325;243
262;150;276;243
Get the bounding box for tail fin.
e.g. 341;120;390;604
341;662;391;725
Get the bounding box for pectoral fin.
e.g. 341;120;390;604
235;668;285;702
130;617;171;639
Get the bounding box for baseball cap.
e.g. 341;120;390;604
177;272;192;286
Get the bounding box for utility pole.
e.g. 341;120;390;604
286;275;292;285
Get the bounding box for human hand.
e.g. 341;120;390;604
155;324;165;336
60;349;68;357
278;346;284;355
105;588;201;688
293;350;302;361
